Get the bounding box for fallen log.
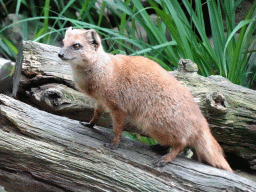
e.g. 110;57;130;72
0;94;256;192
17;41;256;171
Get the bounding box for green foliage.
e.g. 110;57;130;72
208;0;256;86
0;34;18;60
123;132;158;145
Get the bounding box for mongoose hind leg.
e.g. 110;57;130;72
104;107;126;150
80;104;104;128
153;144;185;167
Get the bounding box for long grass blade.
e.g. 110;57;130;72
207;0;226;76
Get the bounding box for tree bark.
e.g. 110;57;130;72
1;94;256;192
18;41;256;171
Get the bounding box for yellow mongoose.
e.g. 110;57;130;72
58;27;232;172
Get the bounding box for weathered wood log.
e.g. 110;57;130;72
0;94;256;192
18;41;256;171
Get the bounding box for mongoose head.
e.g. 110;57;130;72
58;27;103;65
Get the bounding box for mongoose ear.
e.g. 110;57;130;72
87;29;101;51
65;26;73;35
67;26;73;31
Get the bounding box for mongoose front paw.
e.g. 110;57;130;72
104;143;119;150
152;157;169;167
80;121;95;128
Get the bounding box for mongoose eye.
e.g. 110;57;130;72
72;43;82;50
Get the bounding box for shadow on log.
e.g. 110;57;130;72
1;94;256;192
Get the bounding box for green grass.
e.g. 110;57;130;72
123;132;158;145
0;0;256;143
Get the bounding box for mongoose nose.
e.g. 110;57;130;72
58;53;64;59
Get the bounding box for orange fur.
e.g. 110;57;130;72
58;28;232;172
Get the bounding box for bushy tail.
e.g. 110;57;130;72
194;130;233;173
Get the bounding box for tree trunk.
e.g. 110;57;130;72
1;94;256;192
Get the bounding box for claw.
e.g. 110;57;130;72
152;157;169;167
104;142;119;150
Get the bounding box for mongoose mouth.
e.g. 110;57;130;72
61;57;76;61
58;52;76;61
